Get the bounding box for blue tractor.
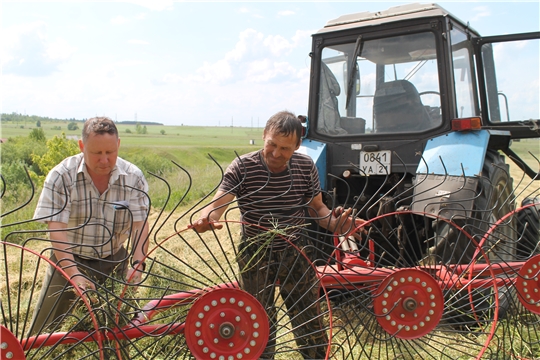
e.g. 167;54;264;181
300;3;539;266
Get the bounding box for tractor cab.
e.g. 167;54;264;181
301;3;539;209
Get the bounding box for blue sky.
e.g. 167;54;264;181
1;1;539;127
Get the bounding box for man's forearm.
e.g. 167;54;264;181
131;221;149;263
48;221;83;278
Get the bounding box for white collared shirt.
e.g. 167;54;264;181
34;153;149;259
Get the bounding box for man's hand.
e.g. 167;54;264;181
191;217;223;233
126;261;145;285
332;206;368;241
71;273;98;304
126;265;143;285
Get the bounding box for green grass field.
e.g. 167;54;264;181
1;120;264;146
1;119;539;359
1;120;265;169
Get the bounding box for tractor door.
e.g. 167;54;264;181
473;32;540;139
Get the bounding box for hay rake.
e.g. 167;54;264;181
1;156;539;360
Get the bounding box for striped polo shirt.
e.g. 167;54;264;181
220;150;321;246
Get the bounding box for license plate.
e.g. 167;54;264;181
359;150;391;175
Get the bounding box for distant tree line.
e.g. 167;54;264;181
117;121;163;125
1;113;162;125
1;112;84;123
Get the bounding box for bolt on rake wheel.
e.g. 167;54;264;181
318;211;500;359
123;218;334;360
184;287;270;359
373;268;444;340
516;254;540;314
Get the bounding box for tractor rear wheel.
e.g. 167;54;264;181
516;196;540;259
431;150;515;264
428;151;515;331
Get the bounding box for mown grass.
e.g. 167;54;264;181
1;121;539;359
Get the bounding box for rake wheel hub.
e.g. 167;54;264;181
516;254;540;315
185;287;269;359
374;268;444;340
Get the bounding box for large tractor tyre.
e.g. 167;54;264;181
432;150;515;265
429;151;515;328
472;151;516;262
516;196;540;259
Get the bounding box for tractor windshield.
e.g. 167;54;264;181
317;31;442;135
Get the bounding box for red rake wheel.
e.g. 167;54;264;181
497;251;540;359
184;287;269;359
127;219;333;360
516;254;540;314
1;325;25;360
1;242;102;360
373;268;444;340
476;201;540;359
320;211;500;359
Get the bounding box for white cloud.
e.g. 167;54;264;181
121;0;174;12
245;60;298;83
128;39;150;45
111;12;148;25
278;10;295;17
264;35;295;57
46;38;77;60
470;6;491;22
162;27;311;91
110;15;129;25
197;58;233;83
1;22;76;77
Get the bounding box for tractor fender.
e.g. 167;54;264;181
411;129;510;219
298;139;327;190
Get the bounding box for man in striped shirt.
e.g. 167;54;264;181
194;110;365;359
29;117;149;336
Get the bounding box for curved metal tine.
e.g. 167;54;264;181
141;160;236;291
180;153;244;287
0;174;6;199
167;153;247;287
348;158;399;220
409;157;474;216
367;151;409;213
1;167;36;222
144;171;173;240
308;174;357;236
140;156;242;295
509;151;540;201
188;152;228;228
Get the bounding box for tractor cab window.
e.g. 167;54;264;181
450;28;477;118
317;31;442;135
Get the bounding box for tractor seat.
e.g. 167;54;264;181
373;80;432;133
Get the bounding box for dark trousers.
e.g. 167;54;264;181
28;247;128;336
237;239;329;359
